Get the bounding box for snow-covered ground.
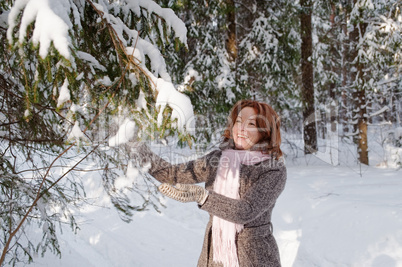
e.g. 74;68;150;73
14;125;402;267
28;153;402;267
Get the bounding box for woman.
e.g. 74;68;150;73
138;99;286;267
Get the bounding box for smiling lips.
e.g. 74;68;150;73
237;134;248;140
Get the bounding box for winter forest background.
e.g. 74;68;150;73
0;0;401;266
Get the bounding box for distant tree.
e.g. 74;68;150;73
348;0;369;165
313;0;342;135
236;0;300;122
300;0;318;153
334;0;402;165
307;0;402;165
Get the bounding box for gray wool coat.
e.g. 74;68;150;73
138;144;287;267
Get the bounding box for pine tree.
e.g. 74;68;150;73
0;0;191;264
161;0;301;145
158;0;243;146
236;0;300;123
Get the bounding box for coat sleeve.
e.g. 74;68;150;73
200;165;286;224
136;143;220;185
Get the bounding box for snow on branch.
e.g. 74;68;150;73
91;2;194;136
155;78;195;135
7;0;72;59
98;7;171;81
369;106;389;118
124;46;195;137
122;0;187;45
7;0;187;59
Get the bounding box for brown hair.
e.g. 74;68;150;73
222;100;283;159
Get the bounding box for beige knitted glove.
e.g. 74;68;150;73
158;183;209;205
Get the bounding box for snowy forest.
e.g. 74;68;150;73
0;0;401;266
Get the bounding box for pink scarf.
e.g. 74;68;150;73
212;149;270;267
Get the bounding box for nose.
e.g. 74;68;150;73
239;122;247;132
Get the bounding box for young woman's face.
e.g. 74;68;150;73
232;107;262;150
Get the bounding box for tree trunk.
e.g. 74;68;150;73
236;0;258;97
225;0;237;63
300;0;317;153
353;90;369;165
340;3;349;135
329;2;338;133
349;1;369;165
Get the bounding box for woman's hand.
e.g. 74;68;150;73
158;183;209;205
